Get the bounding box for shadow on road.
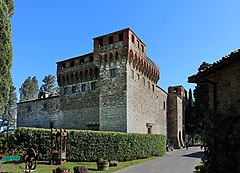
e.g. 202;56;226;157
182;151;204;159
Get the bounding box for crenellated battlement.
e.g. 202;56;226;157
56;53;100;87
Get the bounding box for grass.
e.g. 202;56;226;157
1;157;155;173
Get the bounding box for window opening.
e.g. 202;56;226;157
80;58;84;65
72;86;77;93
109;36;113;44
137;40;140;48
148;81;150;89
89;56;94;62
163;101;166;110
27;106;31;112
141;45;144;53
99;38;103;47
174;88;178;93
152;84;155;92
61;63;66;70
70;61;74;67
91;82;96;90
110;68;117;78
132;34;135;43
130;69;134;79
43;103;48;110
118;33;123;41
81;84;86;92
63;87;68;95
142;77;145;86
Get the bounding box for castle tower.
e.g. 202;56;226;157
167;86;186;148
93;28;165;134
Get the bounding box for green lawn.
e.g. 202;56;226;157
1;158;155;173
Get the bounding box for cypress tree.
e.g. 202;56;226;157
0;83;17;136
0;0;14;114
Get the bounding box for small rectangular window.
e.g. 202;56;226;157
142;77;145;86
137;40;140;48
132;34;135;43
89;56;94;62
152;84;155;92
43;103;48;110
70;61;74;67
118;33;123;41
61;63;66;70
72;86;77;93
141;45;144;53
137;73;140;80
174;88;178;93
63;87;68;95
108;36;113;44
148;81;151;89
27;106;31;112
130;69;134;79
81;84;86;92
99;38;103;47
91;82;96;90
80;58;84;65
163;101;166;110
110;68;117;78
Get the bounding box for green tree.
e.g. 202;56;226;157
19;76;39;102
0;83;17;136
41;74;58;95
0;0;14;114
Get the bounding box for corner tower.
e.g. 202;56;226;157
93;29;129;132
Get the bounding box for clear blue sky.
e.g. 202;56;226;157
11;1;240;99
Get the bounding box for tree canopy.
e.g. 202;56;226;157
41;74;58;95
19;76;39;102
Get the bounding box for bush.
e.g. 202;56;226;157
11;127;166;161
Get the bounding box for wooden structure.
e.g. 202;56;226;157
50;129;67;165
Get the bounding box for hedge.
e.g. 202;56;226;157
10;127;166;161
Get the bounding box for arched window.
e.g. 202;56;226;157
109;52;113;62
84;70;88;79
70;73;74;83
75;72;79;81
70;61;75;67
79;71;83;80
94;67;99;78
89;68;94;79
62;75;65;84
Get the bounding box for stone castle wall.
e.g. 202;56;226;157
127;63;167;134
207;61;240;114
167;93;184;148
17;28;183;137
17;96;62;128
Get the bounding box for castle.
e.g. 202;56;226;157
17;28;186;147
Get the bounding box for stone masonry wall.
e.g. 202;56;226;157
59;81;100;130
207;61;240;115
17;81;100;130
127;64;167;134
17;96;62;128
93;29;130;132
167;94;184;148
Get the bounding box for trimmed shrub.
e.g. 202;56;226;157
11;127;166;161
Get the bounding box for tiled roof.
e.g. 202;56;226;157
188;49;240;82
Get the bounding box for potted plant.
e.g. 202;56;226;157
97;158;109;171
53;166;70;173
